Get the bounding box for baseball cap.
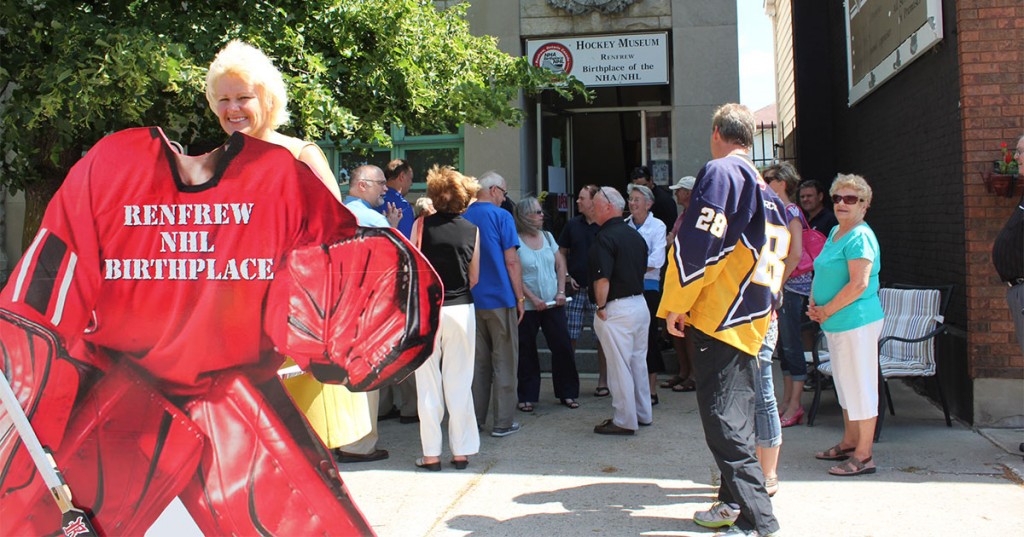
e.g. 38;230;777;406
670;176;696;191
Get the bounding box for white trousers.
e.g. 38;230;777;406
416;303;480;457
825;319;884;421
594;295;652;430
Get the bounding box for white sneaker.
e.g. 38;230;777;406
694;501;740;529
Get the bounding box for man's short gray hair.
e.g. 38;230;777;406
477;171;505;190
350;165;380;184
711;103;755;149
599;186;625;211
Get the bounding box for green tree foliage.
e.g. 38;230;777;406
0;0;585;230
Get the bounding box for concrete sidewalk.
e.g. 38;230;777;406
342;372;1024;537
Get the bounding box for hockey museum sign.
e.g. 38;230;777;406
526;32;668;87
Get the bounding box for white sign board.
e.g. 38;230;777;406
526;32;669;87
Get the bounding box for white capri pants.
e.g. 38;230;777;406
416;303;480;458
824;319;884;421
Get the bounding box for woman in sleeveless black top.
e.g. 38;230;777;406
411;166;481;471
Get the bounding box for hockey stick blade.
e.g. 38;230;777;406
0;373;99;536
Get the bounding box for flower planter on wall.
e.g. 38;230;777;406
982;171;1022;197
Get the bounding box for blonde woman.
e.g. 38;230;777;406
206;40;342;201
808;174;883;476
206;41;376;462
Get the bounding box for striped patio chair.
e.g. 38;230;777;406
806;284;953;438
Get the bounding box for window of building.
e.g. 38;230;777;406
320;125;464;190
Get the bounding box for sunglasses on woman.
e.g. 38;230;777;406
831;194;863;205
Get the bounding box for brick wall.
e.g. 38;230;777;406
958;0;1024;379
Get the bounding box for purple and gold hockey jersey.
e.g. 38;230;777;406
657;154;790;356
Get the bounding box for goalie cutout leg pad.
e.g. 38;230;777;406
1;364;204;536
180;373;373;536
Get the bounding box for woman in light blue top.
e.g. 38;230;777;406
808;173;883;477
514;197;580;411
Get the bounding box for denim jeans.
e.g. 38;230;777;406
778;289;808;381
754;320;782;448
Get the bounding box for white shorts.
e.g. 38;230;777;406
824;319;884;421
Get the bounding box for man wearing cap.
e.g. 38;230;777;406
630;165;678;229
667;176;696;244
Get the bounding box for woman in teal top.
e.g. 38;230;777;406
808;174;884;477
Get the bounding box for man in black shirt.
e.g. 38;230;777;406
558;185;610;396
631;165;678;229
992;134;1024;355
799;179;838;235
589;186;652;435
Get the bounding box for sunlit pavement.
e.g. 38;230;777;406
342;372;1024;537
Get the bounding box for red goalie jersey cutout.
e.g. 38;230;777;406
0;127;442;536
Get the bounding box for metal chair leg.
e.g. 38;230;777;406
885;380;895;416
874;367;886;442
934;375;952;427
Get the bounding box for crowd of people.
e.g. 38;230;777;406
210;42;894;537
298;99;885;535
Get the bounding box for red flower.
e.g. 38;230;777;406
998;141;1020;174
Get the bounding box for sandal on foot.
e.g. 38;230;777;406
672;379;696;392
659;375;684;389
415;458;441;472
594;387;610;397
561;398;580;409
815;444;855;461
517;402;534;413
829;456;876;476
450;458;469;470
765;476;779;497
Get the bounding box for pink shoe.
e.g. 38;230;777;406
780;407;804;428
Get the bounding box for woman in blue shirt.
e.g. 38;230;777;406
808;174;884;477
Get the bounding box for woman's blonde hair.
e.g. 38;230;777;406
426;165;480;214
205;40;290;129
830;173;873;206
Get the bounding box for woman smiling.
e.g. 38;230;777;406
807;173;884;477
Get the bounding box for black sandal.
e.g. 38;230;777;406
594;387;610;397
672;379;696;392
561;398;580;409
659;375;684;389
517;402;534;413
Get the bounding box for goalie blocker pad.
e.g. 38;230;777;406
269;226;443;391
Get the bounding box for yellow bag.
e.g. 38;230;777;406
280;358;372;449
